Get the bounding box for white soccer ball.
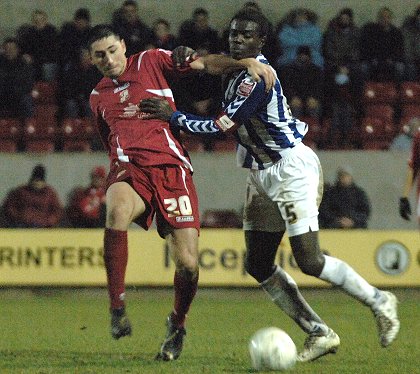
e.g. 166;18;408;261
249;327;297;371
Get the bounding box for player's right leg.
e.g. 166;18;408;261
245;230;340;362
156;227;199;361
105;181;146;339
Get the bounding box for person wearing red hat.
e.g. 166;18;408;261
65;166;107;228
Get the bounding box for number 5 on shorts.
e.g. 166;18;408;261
282;202;297;224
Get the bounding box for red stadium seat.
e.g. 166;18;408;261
0;118;22;152
34;104;59;127
364;104;395;121
31;81;57;104
363;81;398;105
179;133;205;152
400;82;420;104
212;134;237;152
401;104;420;120
360;116;395;150
61;118;95;152
201;209;242;228
22;119;56;152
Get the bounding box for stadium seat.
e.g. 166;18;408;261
179;133;206;152
360;116;395;150
400;82;420;104
201;209;242;228
61;118;95;152
34;104;59;128
401;104;420;120
22;118;56;152
31;81;57;104
0;118;22;152
212;134;237;152
364;104;395;121
362;81;398;105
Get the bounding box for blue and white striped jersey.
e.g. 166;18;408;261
170;54;308;170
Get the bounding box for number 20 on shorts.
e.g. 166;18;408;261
164;196;192;217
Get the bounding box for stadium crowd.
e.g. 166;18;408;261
0;1;419;153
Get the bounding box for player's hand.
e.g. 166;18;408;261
242;58;276;92
139;98;174;121
399;197;411;220
172;46;198;68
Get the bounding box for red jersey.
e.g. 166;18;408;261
90;49;193;170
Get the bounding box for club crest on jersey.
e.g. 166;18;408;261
119;89;130;103
236;78;255;97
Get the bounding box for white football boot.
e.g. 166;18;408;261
372;291;400;347
297;328;340;362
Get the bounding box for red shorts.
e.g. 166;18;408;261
106;159;200;237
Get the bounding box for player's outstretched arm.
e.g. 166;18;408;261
170;46;275;92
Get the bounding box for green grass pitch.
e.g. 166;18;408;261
0;287;418;373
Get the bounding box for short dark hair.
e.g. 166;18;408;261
87;24;121;49
74;8;91;22
123;0;138;7
230;9;269;38
193;7;208;17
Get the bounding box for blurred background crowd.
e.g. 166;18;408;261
0;0;419;153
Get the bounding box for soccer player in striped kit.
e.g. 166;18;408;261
87;24;275;361
140;9;400;362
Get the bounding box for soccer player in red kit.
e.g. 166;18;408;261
87;24;275;361
400;131;420;227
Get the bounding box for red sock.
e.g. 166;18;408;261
104;228;128;310
171;270;198;328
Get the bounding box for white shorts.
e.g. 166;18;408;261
243;142;323;237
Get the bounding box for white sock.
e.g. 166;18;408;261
319;255;381;307
261;266;329;335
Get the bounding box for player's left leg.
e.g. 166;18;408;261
290;230;400;348
156;227;199;361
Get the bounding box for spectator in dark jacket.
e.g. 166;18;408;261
0;38;35;119
112;0;155;56
1;164;63;228
278;45;323;118
360;7;405;82
152;18;178;50
401;5;420;81
319;166;371;229
17;10;59;81
178;7;220;53
58;8;92;68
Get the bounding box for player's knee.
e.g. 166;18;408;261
106;203;133;229
296;255;324;277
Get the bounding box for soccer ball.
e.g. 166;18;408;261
249;327;297;371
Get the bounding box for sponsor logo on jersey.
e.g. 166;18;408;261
120;89;130;103
236;78;255;97
113;82;130;93
176;216;194;222
216;115;236;132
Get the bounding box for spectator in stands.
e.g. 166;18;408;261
112;0;155;56
390;117;420;151
360;7;405;82
17;10;59;81
66;166;106;228
324;65;360;149
59;8;92;68
0;38;35;120
399;125;420;225
1;164;63;228
152;18;178;50
319;166;371;229
221;2;280;63
401;5;420;81
178;7;220;54
323;8;364;94
58;47;101;118
279;46;323;119
276;8;324;69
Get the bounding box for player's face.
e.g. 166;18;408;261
90;36;127;79
229;20;265;60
